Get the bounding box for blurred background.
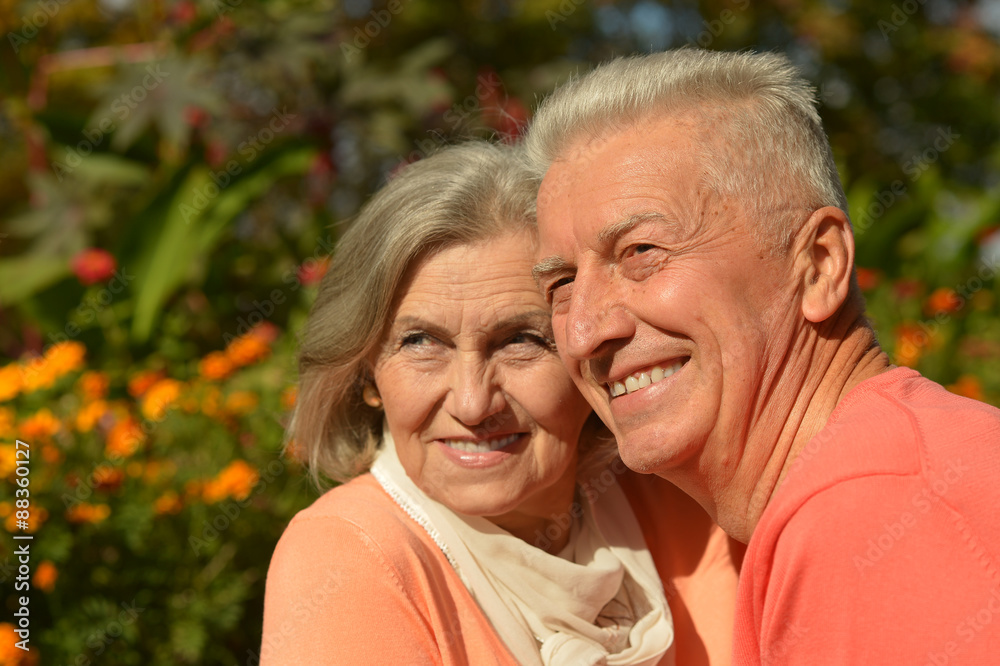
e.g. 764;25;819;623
0;0;998;663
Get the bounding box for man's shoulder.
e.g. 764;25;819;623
833;366;1000;443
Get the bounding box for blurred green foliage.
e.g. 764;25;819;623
0;0;998;663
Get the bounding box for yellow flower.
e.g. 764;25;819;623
18;409;61;441
0;364;22;402
75;399;109;432
198;351;234;381
33;561;58;593
225;391;259;415
5;507;48;534
44;341;86;377
65;503;110;524
202;460;259;503
78;371;110;401
154;491;183;515
141;379;182;421
105;418;145;459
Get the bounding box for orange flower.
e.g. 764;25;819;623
225;391;259;415
93;466;125;492
924;287;963;316
893;323;932;367
946;375;984;402
18;409;61;441
198;351;234;381
0;622;38;664
0;364;22;402
128;370;165;398
0;447;15;478
154;491;183;515
33;561;58;593
19;356;56;393
65;502;110;524
225;335;270;367
75;399;109;432
44;341;86;377
280;385;297;409
41;444;62;465
5;507;48;533
0;407;14;438
855;267;880;291
201;386;222;418
78;371;110;401
202;460;259;503
141;378;182;420
105;418;145;459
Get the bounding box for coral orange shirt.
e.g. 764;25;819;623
262;469;740;665
733;367;1000;665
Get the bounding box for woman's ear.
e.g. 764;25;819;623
798;206;855;323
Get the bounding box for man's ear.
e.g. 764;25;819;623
798;206;854;323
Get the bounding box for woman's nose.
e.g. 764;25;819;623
443;352;505;427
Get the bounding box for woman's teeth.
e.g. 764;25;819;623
609;361;685;398
443;433;520;453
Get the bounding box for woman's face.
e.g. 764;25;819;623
373;230;592;538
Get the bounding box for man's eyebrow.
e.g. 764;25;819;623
531;256;572;286
596;211;669;245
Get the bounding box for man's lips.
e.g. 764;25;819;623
605;358;689;398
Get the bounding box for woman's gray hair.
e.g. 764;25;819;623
290;141;538;486
523;48;849;251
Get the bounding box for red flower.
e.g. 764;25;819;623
855;267;880;291
71;249;116;286
298;257;330;286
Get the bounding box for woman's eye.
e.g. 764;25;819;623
400;332;432;347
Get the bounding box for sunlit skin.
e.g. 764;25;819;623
372;230;593;553
534;113;891;542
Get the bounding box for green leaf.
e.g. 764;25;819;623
0;254;68;305
130;146;316;342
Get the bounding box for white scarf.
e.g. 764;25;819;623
370;429;674;666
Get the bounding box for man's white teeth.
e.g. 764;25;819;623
443;433;520;453
610;361;684;397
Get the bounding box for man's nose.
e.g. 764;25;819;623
562;270;633;362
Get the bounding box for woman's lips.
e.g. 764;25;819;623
435;433;527;468
607;358;688;398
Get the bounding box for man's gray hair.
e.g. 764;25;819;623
523;48;849;250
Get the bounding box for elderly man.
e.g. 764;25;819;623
526;49;1000;664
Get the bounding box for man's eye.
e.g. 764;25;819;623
547;277;574;304
507;332;555;350
633;243;657;254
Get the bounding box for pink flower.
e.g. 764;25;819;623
71;249;116;286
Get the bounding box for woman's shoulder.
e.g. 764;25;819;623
276;473;435;562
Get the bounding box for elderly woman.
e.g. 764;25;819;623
261;142;738;665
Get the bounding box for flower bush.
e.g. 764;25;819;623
0;330;310;664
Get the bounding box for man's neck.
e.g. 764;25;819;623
703;307;891;543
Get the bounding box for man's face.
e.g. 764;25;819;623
535;115;799;475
